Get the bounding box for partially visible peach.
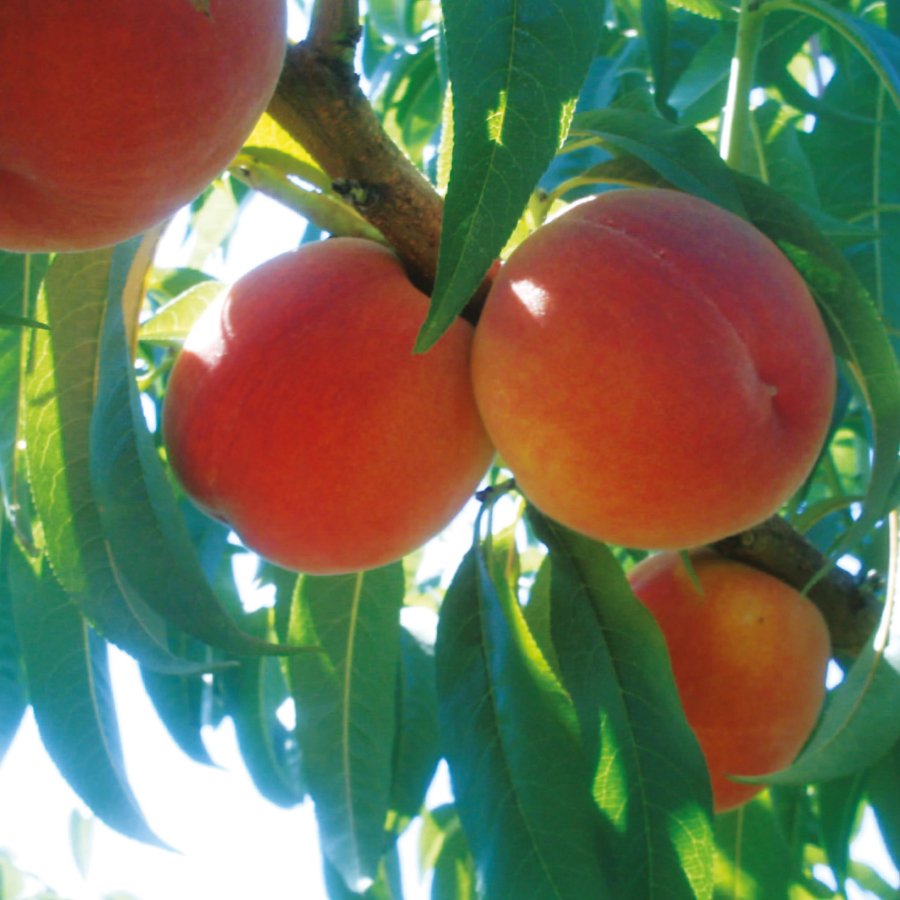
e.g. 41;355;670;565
0;0;286;252
471;188;836;550
163;238;494;575
628;550;830;812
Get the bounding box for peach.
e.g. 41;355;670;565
163;238;494;575
471;188;836;550
0;0;286;252
628;550;830;812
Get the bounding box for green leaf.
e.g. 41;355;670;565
765;0;900;115
139;280;223;344
435;543;613;898
641;0;673;110
418;0;603;350
815;773;866;889
567;107;746;212
88;244;290;659
8;543;164;846
373;41;443;167
286;565;405;892
23;248;197;672
764;515;900;785
0;525;26;762
0;251;48;543
222;609;305;808
388;625;441;825
139;635;216;767
867;739;900;871
424;808;478;900
529;511;715;900
733;175;900;560
713;794;802;899
368;0;433;44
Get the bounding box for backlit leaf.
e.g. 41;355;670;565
23;247;195;672
529;511;715;899
8;543;164;846
286;564;405;892
765;513;900;784
435;542;612;898
418;0;603;350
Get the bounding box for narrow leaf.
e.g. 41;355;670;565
764;513;900;784
0;251;48;543
388;626;441;824
222;610;304;808
138;280;223;344
8;544;164;846
568;107;745;212
88;244;291;658
713;795;800;899
529;511;715;899
286;565;405;892
734;174;900;562
418;0;603;350
867;739;900;871
0;525;26;762
435;544;612;898
766;0;900;115
23;248;198;672
140;634;216;767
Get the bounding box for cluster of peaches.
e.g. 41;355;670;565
3;0;835;814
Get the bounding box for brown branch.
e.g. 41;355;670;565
267;34;443;294
712;516;881;658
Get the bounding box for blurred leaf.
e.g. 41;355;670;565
388;625;441;825
766;514;900;785
368;0;434;44
418;0;603;350
815;773;866;890
8;544;164;846
286;564;405;892
529;511;715;899
641;0;673;111
0;251;48;544
139;281;224;344
69;809;94;879
435;542;612;898
183;181;242;271
713;794;805;899
766;0;900;114
867;739;900;871
373;41;443;166
242;113;330;190
23;247;200;672
0;525;26;763
422;807;478;900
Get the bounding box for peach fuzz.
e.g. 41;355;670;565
628;550;830;812
471;188;836;550
0;0;285;252
163;238;494;575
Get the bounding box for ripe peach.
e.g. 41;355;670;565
471;188;836;550
163;238;494;575
0;0;286;253
628;550;830;812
